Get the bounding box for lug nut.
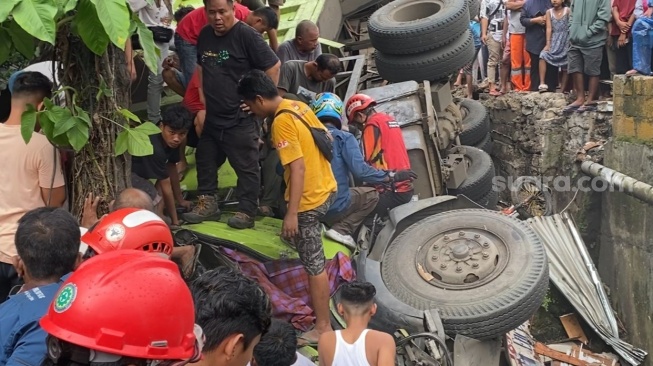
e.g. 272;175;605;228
440;264;447;269
472;263;479;269
443;235;450;241
455;266;462;273
482;252;489;259
459;231;465;237
431;255;438;261
433;245;439;250
474;234;480;239
482;242;490;248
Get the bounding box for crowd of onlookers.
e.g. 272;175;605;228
0;0;418;364
459;0;653;113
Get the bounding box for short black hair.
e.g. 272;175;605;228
203;0;234;5
339;281;376;307
238;70;279;102
15;207;79;281
315;54;341;75
253;6;279;30
12;71;53;100
191;267;272;352
161;105;193;131
296;20;318;38
253;320;297;366
174;6;195;22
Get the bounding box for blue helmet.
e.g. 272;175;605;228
311;92;344;129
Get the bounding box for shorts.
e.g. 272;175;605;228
567;46;603;76
131;173;162;206
463;46;482;75
287;192;335;276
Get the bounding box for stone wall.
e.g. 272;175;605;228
480;92;611;258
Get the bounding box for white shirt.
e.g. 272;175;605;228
480;0;506;40
126;0;171;28
331;330;370;366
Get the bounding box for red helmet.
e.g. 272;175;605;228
81;208;173;258
40;250;199;360
345;94;376;122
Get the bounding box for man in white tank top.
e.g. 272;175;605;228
318;282;396;366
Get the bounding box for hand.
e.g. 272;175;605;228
618;33;628;47
394;169;418;182
81;193;100;228
178;199;193;211
617;19;630;32
240;102;252;114
162;56;176;70
538;16;546;26
543;44;550;52
646;7;653;18
161;16;172;27
481;34;488;44
282;212;299;239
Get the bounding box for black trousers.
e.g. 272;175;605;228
0;262;21;304
196;119;260;217
529;51;560;92
369;190;414;219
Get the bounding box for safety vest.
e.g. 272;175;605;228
363;113;412;193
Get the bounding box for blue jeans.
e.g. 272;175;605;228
632;17;653;75
174;33;196;88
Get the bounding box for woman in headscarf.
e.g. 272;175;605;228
521;0;557;91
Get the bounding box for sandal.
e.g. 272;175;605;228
489;89;503;96
576;104;597;112
538;84;548;93
563;104;581;113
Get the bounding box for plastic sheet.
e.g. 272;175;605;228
631;17;653;75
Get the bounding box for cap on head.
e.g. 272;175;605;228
345;94;376;122
39;250;198;360
81;208;173;258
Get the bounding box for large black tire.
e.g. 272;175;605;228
473;133;494;154
468;0;481;19
459;99;490;145
447;146;494;201
375;30;475;83
368;0;469;55
380;209;549;339
476;185;499;209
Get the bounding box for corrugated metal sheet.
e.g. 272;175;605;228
527;213;647;365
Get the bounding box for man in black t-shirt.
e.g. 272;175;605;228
132;105;193;226
183;0;280;229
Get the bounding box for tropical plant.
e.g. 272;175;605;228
0;0;164;215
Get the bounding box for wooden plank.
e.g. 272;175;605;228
534;343;589;366
560;313;589;344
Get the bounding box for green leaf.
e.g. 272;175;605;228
0;29;11;65
96;77;112;102
44;106;73;136
11;0;58;45
119;108;140;122
74;0;110;55
20;105;38;144
53;115;77;137
0;0;21;23
66;121;90;151
135;20;160;74
128;19;137;35
7;21;36;59
134;121;161;135
62;0;78;13
90;0;130;49
38;110;70;146
75;106;92;127
115;129;129;156
126;129;154;156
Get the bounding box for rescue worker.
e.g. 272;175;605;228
345;94;418;220
310;93;414;248
39;250;204;365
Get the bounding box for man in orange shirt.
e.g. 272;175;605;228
345;94;417;220
173;3;279;89
238;70;337;343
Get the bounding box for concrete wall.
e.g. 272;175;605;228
599;75;653;364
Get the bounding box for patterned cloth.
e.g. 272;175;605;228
220;247;356;331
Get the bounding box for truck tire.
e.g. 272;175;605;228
369;0;469;55
476;184;499;209
447;146;494;201
473;133;494;154
459;99;490;145
375;30;476;82
468;0;481;19
380;209;549;339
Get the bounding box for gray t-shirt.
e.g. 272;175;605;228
276;40;322;64
508;9;526;34
278;60;335;103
